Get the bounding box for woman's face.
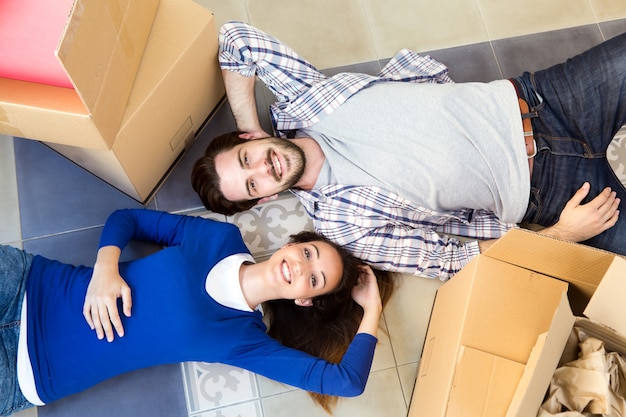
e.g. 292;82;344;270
266;240;343;305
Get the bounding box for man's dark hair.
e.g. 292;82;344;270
191;131;261;215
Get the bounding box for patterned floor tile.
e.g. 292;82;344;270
182;362;259;413
608;125;626;185
228;193;313;260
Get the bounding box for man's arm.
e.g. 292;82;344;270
218;21;327;134
221;69;270;138
314;220;481;280
297;186;511;280
472;183;620;253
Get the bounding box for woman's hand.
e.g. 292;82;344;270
83;246;132;342
352;265;383;338
352;265;382;312
543;182;620;242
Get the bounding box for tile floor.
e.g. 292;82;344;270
3;1;626;416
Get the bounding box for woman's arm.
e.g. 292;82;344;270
84;209;193;342
98;209;188;249
228;266;383;397
228;328;378;397
351;265;382;338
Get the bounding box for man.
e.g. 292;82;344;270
192;21;624;280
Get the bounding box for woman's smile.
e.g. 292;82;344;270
281;260;292;284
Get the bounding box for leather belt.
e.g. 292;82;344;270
509;80;536;179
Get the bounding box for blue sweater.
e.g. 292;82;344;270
25;209;376;403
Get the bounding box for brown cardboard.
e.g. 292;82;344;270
46;0;225;201
0;0;159;149
408;228;626;417
447;346;525;416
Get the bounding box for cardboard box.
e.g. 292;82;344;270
408;228;624;417
0;0;160;149
46;0;225;201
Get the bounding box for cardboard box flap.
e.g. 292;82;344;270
486;229;615;313
448;346;525;417
460;256;571;364
574;316;626;355
584;257;626;338
486;229;615;283
506;292;575;417
56;0;159;145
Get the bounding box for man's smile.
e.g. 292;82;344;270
270;150;284;181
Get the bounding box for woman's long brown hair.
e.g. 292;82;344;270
263;231;396;414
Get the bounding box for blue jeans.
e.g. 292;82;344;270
0;245;34;416
517;32;626;255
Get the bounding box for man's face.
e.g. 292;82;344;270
215;137;306;202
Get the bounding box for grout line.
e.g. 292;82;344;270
586;0;600;25
474;0;493;42
488;40;505;80
19;225;104;243
356;0;383;64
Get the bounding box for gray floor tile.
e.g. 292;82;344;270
492;25;605;78
0;136;21;244
600;18;626;40
38;364;187;417
23;226;161;267
321;60;383;77
424;41;502;82
14;138;144;239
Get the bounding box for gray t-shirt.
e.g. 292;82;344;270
300;79;529;223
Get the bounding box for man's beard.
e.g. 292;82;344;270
267;138;306;189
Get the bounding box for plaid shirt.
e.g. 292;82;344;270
219;21;516;280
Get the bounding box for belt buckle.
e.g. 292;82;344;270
526;136;537;159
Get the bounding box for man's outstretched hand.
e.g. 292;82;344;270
542;182;620;242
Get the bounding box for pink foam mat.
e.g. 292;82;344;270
0;0;75;88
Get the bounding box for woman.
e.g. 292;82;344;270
1;209;391;416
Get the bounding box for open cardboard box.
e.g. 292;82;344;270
0;0;159;149
1;0;225;201
46;0;225;201
408;228;626;417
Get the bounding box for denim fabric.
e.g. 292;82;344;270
517;32;626;255
0;245;34;416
